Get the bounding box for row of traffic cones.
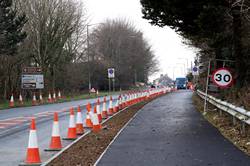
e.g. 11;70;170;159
22;88;168;165
9;91;62;108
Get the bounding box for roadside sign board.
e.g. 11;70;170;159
21;74;44;89
108;68;115;78
212;68;233;88
22;67;42;74
192;66;199;76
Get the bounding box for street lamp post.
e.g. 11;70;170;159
176;63;186;76
134;69;137;85
178;58;189;74
87;24;91;92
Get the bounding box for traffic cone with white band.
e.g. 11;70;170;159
64;108;77;140
118;95;122;110
46;112;62;151
92;106;102;133
102;97;108;119
9;94;14;107
39;93;43;104
85;104;93;128
23;119;41;165
96;99;102;123
85;112;93;128
58;91;62;99
76;106;84;135
48;92;52;103
108;96;113;116
86;102;91;112
114;99;119;113
53;92;57;102
32;93;37;106
19;94;23;105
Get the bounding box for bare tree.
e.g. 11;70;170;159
88;19;158;89
16;0;88;90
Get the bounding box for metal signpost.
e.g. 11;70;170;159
203;60;211;114
203;59;234;113
211;68;233;88
108;68;115;93
21;67;44;89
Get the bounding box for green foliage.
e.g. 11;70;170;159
0;0;26;56
140;0;250;87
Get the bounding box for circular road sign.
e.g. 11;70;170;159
108;68;115;78
212;68;233;88
193;66;198;72
108;69;113;74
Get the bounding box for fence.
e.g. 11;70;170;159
197;90;250;133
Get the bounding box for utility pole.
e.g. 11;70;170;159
134;69;137;85
87;24;91;92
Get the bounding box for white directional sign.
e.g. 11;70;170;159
212;68;233;88
108;68;115;78
21;74;44;89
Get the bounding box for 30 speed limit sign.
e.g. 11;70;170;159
212;68;233;88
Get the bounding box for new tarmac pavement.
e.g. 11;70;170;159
97;90;250;166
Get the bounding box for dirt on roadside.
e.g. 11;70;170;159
47;98;156;166
193;93;250;156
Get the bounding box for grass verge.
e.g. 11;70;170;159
0;91;119;110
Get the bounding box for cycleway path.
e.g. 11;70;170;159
97;90;250;166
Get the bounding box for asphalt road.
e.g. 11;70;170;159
97;90;250;166
0;95;118;166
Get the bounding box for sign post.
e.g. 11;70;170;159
203;59;235;113
204;60;211;113
108;68;115;93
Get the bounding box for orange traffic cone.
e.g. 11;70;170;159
76;106;84;135
23;119;41;165
113;99;119;113
19;94;24;105
93;105;101;123
39;93;43;104
53;92;57;102
108;96;113;116
86;102;91;112
9;94;14;107
58;91;62;99
85;111;93;128
118;95;122;110
92;106;102;133
48;92;52;103
102;97;108;119
96;99;102;123
64;108;77;140
32;93;37;106
46;112;62;151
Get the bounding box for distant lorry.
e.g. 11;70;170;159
175;77;187;89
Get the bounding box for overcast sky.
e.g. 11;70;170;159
85;0;197;81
